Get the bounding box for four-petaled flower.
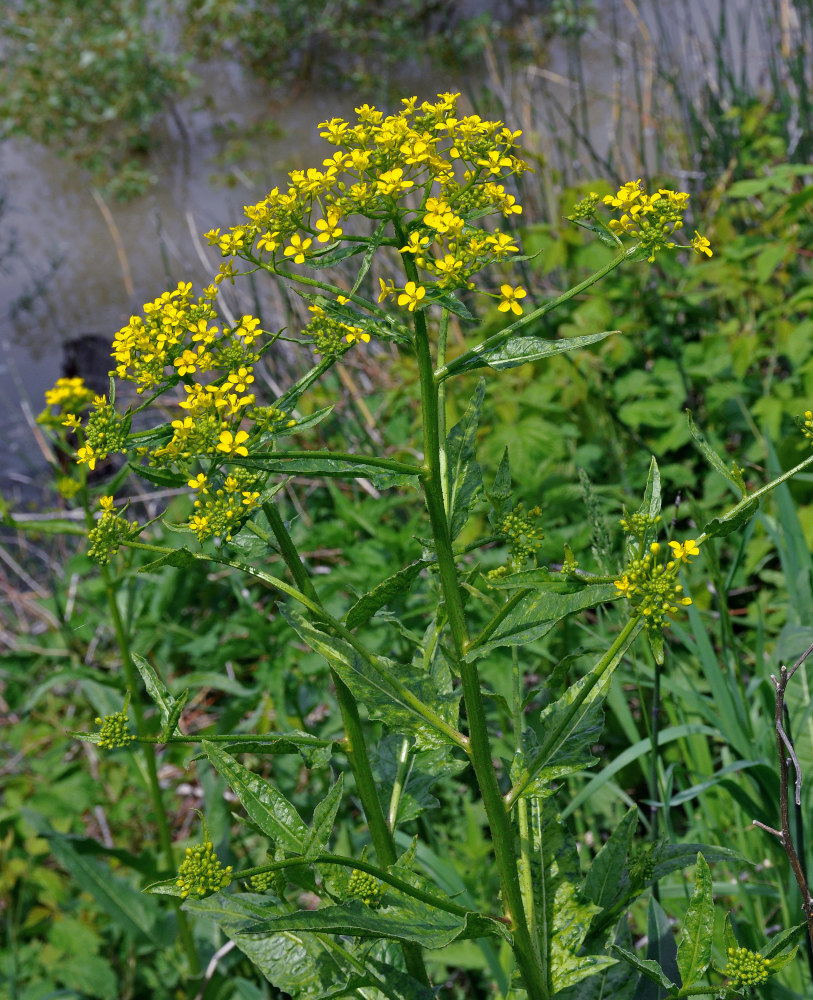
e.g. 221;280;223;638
668;538;700;562
498;284;526;315
398;282;426;312
284;234;313;263
691;231;713;257
217;430;250;456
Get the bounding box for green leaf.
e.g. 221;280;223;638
127;461;188;488
676;854;714;987
281;606;459;750
444;329;615;377
487;447;513;524
515;689;605;799
703;497;760;538
160;688;188;742
433;288;477;322
189;732;336;769
583;808;638;909
653;842;745;882
185;892;357;998
46;833;161;944
138;546;199;571
304;775;343;860
466;584;618;659
233;451;419;490
446;379;485;539
343;558;430;630
201;741;309;853
240;897;470;949
762;922;806;961
639;896;681;996
612;946;677;992
527;800;612;991
636;456;662;526
686;411;746;494
131;652;174;728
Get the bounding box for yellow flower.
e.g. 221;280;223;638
76;444;97;470
498;284;526;315
378;278;396;303
284;234;312;264
691;231;713;257
397;281;426;312
216;430;250;457
99;496;115;512
188;473;207;490
668;538;700;562
315;209;343;243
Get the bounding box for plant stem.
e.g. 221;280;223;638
387;737;413;832
97;560;200;978
404;265;549;997
261;501;430;987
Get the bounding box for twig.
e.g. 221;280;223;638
754;641;813;975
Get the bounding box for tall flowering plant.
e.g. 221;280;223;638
39;94;807;997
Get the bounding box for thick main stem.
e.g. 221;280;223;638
409;303;549;998
262;501;430;987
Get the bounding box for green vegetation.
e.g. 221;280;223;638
3;3;813;999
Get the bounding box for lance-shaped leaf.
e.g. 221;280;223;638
687;411;747;494
233;451;420;490
132;652;179;731
343;558;430;630
508;618;642;805
676;854;714;987
583;807;639;911
442;329;616;378
446;379;485;539
189;732;337;769
281;606;460;750
466;584;618;660
202;741;309;853
304;775;343;860
611;945;677;993
487;447;513;525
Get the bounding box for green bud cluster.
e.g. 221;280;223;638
176;841;233;899
493;502;544;574
94;708;136;750
305;306;367;357
567;192;600;220
346;868;383;907
723;946;770;988
619;511;661;541
249;871;275;892
87;510;138;565
83;396;128;465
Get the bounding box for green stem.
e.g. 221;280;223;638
261;501;430;988
434;246;639;382
512;647;539;953
236;852;506;922
96;558;200;978
387;737;413;832
400;236;549;999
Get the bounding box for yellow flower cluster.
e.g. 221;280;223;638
111;282;262;395
614;538;699;632
305;304;371;356
37;376;96;434
87;496;138;564
488;502;544;578
219;93;529;317
569;182;712;263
